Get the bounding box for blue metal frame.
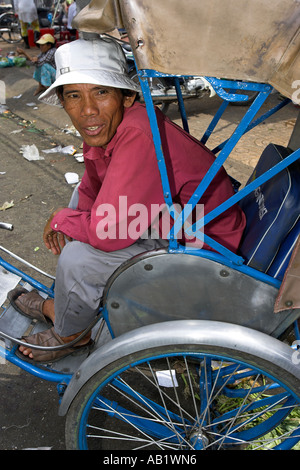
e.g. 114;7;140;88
0;254;72;385
0;343;72;384
0;255;55;298
137;72;299;276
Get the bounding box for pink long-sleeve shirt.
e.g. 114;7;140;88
51;102;245;252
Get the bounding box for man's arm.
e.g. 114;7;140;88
50;128;164;252
43;208;72;255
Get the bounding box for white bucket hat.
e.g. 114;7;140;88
39;37;140;106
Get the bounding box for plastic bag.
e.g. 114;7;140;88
0;58;13;68
20;144;44;161
13;57;26;67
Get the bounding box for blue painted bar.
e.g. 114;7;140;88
0;344;71;383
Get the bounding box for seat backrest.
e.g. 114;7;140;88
238;143;300;273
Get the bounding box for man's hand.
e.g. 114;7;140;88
43;208;72;255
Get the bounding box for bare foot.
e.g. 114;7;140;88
17;296;91;359
18;299;91;360
18;331;91;359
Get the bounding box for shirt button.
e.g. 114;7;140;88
54;223;58;229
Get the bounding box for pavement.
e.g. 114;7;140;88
0;40;83;451
0;38;298;451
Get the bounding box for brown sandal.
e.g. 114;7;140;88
7;287;51;324
17;327;94;363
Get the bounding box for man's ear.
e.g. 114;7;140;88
123;92;137;108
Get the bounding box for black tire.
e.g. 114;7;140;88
0;13;22;43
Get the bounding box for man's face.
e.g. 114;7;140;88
60;84;135;148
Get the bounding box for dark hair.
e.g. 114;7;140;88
121;88;139;102
56;85;64;102
120;88;135;97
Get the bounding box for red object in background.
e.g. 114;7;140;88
56;29;79;48
28;28;55;47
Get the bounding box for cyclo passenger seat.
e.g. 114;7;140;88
238;143;300;280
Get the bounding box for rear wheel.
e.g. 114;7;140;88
0;13;22;43
65;323;300;450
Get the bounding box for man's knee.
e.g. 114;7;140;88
57;240;84;272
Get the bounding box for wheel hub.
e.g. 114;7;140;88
189;429;210;449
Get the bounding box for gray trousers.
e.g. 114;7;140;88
54;237;167;336
53;185;168;336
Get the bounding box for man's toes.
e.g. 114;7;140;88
19;346;32;356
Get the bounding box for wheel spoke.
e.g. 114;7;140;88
66;341;300;450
